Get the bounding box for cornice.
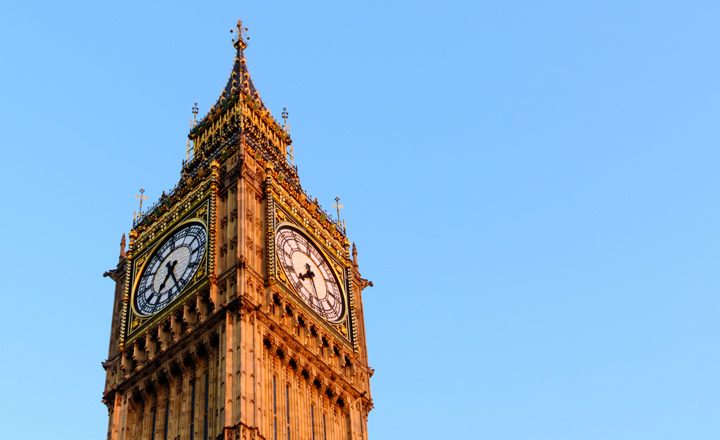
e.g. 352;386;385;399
258;315;365;402
115;310;226;396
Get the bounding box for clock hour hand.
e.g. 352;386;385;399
158;260;178;292
298;263;315;281
298;263;321;306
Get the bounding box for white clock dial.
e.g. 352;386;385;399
276;226;345;323
134;222;207;316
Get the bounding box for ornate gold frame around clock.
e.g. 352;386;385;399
271;199;356;346
123;196;213;346
274;221;349;324
129;217;209;317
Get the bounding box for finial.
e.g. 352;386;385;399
120;234;127;259
352;243;358;268
186;103;198;162
136;188;148;214
231;19;249;47
333;196;344;222
282;107;294;166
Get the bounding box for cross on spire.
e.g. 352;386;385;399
136;188;148;214
332;196;344;222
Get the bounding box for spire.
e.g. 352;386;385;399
120;233;126;260
186;18;292;177
192;18;265;125
352;242;358;269
222;18;259;106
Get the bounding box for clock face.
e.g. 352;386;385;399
134;222;207;317
276;226;345;323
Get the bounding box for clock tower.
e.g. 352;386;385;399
102;20;374;440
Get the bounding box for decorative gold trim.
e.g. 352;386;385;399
274;222;348;324
265;162;277;286
346;266;358;353
129;217;209;318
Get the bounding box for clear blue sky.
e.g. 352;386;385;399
1;1;719;439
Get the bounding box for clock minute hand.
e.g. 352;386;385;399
169;270;180;289
308;273;318;295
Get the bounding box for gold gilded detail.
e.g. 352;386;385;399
197;205;207;219
135;255;146;268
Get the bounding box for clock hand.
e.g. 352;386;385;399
158;273;172;292
300;264;324;310
299;263;314;279
297;263;322;306
169;270;180;289
158;260;178;293
309;279;328;317
299;264;318;293
298;264;312;280
308;274;318;296
166;260;179;289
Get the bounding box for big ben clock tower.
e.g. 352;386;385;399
102;19;374;440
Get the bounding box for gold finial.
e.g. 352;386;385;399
136;188;148;214
282;107;294;166
333;196;344;222
231;19;249;46
186;103;199;162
